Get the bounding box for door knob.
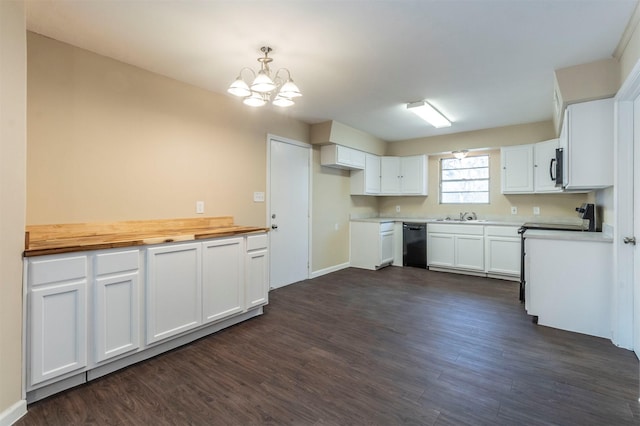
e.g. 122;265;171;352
271;224;278;230
623;236;636;245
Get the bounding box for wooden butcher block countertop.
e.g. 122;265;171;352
24;216;268;257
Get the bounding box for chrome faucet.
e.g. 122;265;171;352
460;212;477;221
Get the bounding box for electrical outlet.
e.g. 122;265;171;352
396;205;401;213
196;201;205;214
533;206;540;215
510;206;517;215
334;223;339;231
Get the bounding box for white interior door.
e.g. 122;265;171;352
268;136;310;289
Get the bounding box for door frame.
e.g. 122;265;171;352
266;134;312;288
614;58;640;352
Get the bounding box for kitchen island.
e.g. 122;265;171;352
23;216;269;403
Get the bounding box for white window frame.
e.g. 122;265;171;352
439;154;490;204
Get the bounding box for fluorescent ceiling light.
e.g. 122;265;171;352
407;101;452;128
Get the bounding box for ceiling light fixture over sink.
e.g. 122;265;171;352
407;101;452;128
228;46;302;108
452;150;468;159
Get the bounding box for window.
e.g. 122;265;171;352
440;155;489;203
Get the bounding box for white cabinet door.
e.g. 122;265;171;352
350;153;381;195
246;233;269;309
202;237;245;323
365;154;381;194
534;139;561;193
94;272;139;362
28;254;88;387
455;235;484;271
320;144;365;170
501;144;534;193
146;242;202;344
485;237;520;276
380;156;401;193
30;281;87;386
380;230;394;265
562;98;614;190
94;249;140;363
427;233;455;267
400;155;427;195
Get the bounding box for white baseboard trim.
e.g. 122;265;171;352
0;400;27;426
310;262;350;279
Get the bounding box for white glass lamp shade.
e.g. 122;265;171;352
452;150;468;159
227;77;251;97
251;71;276;93
272;95;294;107
243;92;267;107
278;79;302;98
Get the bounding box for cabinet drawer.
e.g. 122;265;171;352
29;255;87;286
380;222;395;232
485;226;520;238
95;250;139;276
428;224;483;235
247;233;268;251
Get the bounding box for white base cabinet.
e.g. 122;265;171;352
94;249;140;363
25;232;269;401
427;224;484;273
245;233;269;309
202;237;244;324
146;242;203;344
350;221;394;270
525;236;611;338
484;226;520;280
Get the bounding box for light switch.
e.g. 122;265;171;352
253;192;265;202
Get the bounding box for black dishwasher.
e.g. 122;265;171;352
403;223;427;268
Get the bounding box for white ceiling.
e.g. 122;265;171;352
26;0;638;142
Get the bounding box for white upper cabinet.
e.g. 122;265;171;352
501;139;563;194
380;155;427;195
350;153;381;195
533;139;562;193
501;144;534;193
320;144;366;170
560;98;614;190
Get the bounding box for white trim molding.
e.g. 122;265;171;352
611;56;640;350
0;400;27;426
310;262;350;279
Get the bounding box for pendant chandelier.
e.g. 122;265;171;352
228;46;302;107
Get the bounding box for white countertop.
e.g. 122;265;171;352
350;217;523;227
524;229;613;243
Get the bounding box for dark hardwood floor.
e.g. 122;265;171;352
17;267;639;425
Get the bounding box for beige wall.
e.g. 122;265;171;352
0;0;27;420
26;32;364;286
310;120;386;155
27;32;308;226
383;122;589;220
619;2;640;83
312;146;377;272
